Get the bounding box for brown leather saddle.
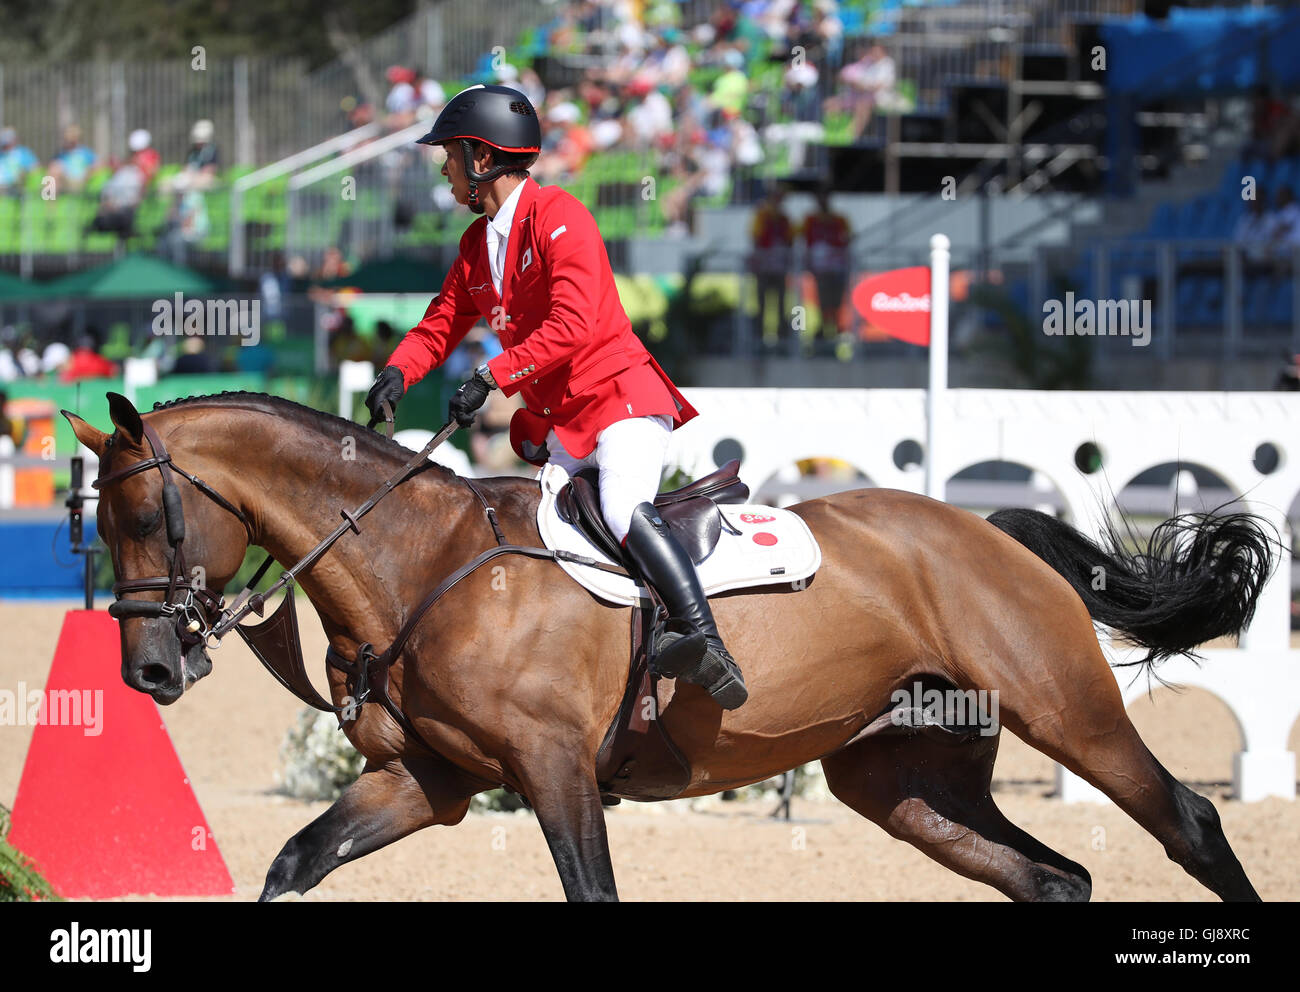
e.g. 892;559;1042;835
555;457;750;567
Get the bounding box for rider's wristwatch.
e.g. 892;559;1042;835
475;362;498;389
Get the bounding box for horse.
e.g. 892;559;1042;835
64;390;1278;902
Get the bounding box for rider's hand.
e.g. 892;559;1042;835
449;371;493;428
365;366;405;429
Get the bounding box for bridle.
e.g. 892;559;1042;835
91;405;630;752
93;419;256;650
92;405;421;653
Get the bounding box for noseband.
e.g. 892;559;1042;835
93;421;255;650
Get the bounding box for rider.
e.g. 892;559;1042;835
364;84;747;710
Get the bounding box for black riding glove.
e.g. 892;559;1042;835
365;366;405;428
449;369;494;428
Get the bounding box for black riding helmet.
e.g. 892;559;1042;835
417;84;542;206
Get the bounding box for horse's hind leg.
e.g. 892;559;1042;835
821;729;1092;901
995;647;1259;901
259;754;481;901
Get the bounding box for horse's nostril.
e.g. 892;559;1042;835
139;664;171;686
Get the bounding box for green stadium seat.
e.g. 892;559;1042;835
0;198;20;253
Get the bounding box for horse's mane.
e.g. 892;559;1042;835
149;390;457;478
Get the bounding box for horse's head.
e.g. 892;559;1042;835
64;393;251;704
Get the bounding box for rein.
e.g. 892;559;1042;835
95;406;629;752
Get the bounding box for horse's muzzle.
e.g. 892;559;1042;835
125;625;211;704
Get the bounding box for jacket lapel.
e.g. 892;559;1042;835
498;177;538;314
465;217;499;309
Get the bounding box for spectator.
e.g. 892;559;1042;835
1234;190;1273;262
708;49;750;116
625;77;674;148
801;187;852;337
0;128;39;193
0;390;20;445
418;70;446;112
0;338;17;382
165;120;219;193
1268;186;1300;246
316;246;352;282
371;320;397;367
532;103;594;184
517;67;548;113
59;331;118;382
48;125;97;193
259;252;291;323
783;61;822;123
811;0;844;66
1245;86;1297;161
749;184;795;346
87;157;146;242
644;29;692;89
172;337;216;374
830;42;897;139
128;129;161;186
326;311;369;365
39;340;69;376
385;66;421;127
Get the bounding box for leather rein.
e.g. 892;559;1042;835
94;407;629;749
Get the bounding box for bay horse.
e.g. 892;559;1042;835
65;391;1277;902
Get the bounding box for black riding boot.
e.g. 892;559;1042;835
622;502;748;710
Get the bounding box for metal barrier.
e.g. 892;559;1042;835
0;56;313;167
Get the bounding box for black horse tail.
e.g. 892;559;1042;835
987;506;1279;669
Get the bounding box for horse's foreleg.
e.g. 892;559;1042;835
515;751;618;902
258;755;480;901
821;729;1093;902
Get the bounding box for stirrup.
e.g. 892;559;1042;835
651;618;748;710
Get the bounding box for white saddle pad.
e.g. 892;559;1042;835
535;463;822;606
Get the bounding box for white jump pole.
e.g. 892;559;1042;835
925;233;950;501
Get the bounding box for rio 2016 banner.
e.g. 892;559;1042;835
851;266;971;346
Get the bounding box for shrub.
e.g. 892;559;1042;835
277;709;366;801
0;804;60;902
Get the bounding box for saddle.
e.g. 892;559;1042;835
554;458;750;567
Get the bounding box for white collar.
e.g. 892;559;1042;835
487;179;527;239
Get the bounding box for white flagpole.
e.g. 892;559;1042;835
925;233;950;501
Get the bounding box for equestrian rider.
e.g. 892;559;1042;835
363;85;747;710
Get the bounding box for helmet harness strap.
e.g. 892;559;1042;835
460;138;522;207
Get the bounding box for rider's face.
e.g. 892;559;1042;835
439;142;486;214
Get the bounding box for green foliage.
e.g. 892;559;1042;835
0;0;421;67
0;804;61;902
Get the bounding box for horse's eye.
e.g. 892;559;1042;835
135;506;163;539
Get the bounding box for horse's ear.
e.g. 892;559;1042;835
106;392;144;445
61;410;109;456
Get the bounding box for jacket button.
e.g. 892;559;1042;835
543;407;550;415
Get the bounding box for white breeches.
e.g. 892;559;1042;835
544;414;672;543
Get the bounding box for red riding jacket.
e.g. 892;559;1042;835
387;176;697;460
